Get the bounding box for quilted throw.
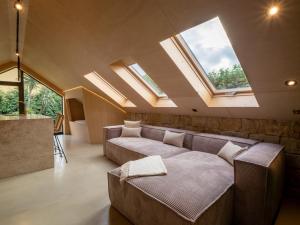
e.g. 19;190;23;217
120;155;167;182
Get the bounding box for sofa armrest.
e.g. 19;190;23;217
103;125;123;156
234;143;285;225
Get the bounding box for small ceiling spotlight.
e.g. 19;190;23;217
16;52;19;56
285;80;297;87
268;5;279;16
14;1;23;11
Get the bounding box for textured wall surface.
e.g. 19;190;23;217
128;113;300;153
0;115;54;179
128;112;300;192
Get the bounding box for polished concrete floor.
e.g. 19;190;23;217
0;135;299;225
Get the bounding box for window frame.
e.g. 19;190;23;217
0;67;24;114
84;71;136;108
0;66;64;117
0;67;21;84
23;71;64;133
93;71;128;101
174;33;252;96
127;63;168;98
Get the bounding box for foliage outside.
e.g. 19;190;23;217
142;74;165;96
206;64;250;90
0;73;62;119
0;87;19;115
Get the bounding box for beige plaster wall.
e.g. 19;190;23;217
0;116;54;179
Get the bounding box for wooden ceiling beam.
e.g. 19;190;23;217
0;61;64;96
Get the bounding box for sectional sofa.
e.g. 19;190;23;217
104;124;285;225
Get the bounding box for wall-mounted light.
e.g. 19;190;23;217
268;5;279;16
285;80;297;87
14;1;23;11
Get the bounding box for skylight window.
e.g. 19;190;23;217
128;63;167;97
178;17;251;92
110;62;177;107
160;17;258;107
84;72;135;107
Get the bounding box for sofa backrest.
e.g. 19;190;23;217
141;125;196;150
192;133;259;154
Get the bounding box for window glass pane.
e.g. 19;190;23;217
180;17;250;91
0;85;19;115
128;63;167;97
24;74;62;119
0;68;19;82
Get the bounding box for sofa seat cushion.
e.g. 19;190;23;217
108;151;234;224
106;137;189;165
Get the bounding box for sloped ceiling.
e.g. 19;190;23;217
1;0;300;120
0;0;12;65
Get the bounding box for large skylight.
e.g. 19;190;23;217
179;17;251;92
128;63;167;97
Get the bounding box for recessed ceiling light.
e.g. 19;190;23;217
285;80;297;86
14;2;23;10
268;6;279;16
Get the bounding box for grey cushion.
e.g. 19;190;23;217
120;127;141;137
141;125;195;150
163;130;185;147
217;141;247;165
107;137;189;165
192;133;258;154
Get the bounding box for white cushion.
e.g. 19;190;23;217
163;130;185;148
124;120;141;128
217;141;247;165
121;127;141;137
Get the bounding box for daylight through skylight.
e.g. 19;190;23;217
84;72;135;107
128;63;167;97
179;17;251;92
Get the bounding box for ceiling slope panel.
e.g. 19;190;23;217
12;0;299;120
0;0;13;64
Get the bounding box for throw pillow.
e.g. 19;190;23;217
121;127;141;137
217;141;247;165
124;120;141;128
163;130;185;148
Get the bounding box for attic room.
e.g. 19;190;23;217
0;0;299;224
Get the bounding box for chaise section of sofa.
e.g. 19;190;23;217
108;151;234;225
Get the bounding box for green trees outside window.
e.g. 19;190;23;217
0;70;62;119
24;74;62;119
0;86;19;115
207;64;250;90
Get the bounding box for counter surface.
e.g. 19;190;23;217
0;114;54;179
0;114;50;121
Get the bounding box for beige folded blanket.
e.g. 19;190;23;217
120;155;167;182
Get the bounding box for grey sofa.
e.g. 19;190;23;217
104;125;285;225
